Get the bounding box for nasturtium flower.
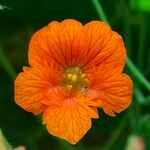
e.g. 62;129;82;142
15;19;133;144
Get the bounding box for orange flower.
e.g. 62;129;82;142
15;19;133;144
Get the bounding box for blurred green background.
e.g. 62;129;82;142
0;0;150;150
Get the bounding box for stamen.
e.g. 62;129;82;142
61;67;87;91
67;74;78;82
66;85;73;90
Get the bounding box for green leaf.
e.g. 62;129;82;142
139;0;150;12
130;0;150;12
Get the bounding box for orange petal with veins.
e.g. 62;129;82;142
43;97;98;144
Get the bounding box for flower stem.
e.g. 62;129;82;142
91;0;108;24
134;86;150;105
91;0;150;91
0;45;16;81
0;129;13;150
0;5;10;10
126;58;150;91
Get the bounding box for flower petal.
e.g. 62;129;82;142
86;64;133;117
42;98;98;144
29;19;88;68
15;62;61;114
101;74;133;116
82;21;126;71
29;20;126;71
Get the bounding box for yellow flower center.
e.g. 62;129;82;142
61;67;87;90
